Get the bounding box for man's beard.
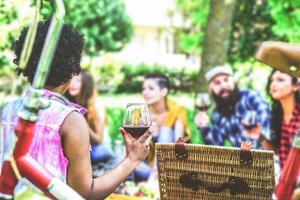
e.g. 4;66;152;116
212;87;240;116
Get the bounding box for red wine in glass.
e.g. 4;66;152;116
242;124;258;131
242;111;258;131
123;103;151;139
123;126;150;139
195;93;211;112
196;105;211;112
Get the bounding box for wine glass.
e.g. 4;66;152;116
123;103;151;139
242;111;258;131
195;93;211;112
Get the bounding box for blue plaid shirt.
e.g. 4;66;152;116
200;89;271;149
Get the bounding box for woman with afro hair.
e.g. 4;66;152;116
0;20;151;199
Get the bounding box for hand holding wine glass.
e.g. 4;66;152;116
121;103;152;162
123;103;151;139
194;93;210;128
242;111;260;140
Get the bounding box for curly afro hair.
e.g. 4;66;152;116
14;20;84;87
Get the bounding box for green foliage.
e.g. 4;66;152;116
175;0;210;54
0;1;33;95
63;0;133;56
0;4;17;50
267;0;300;42
91;59;124;93
0;1;27;51
231;60;271;101
228;0;285;63
106;107;125;148
186;109;202;144
40;0;133;56
115;63;198;93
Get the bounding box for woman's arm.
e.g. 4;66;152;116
61;112;151;199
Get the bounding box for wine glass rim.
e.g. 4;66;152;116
196;92;209;97
126;102;147;106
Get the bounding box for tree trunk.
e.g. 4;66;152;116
196;0;236;93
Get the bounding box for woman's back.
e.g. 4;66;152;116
1;89;86;183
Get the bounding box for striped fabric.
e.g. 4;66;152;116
279;103;300;168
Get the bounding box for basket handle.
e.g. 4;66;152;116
175;137;190;160
179;172;250;195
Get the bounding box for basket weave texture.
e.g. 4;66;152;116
156;144;275;200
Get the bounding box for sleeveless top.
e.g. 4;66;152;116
0;89;86;197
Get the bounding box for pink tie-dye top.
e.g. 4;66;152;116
0;89;86;183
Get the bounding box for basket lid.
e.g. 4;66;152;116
156;142;275;200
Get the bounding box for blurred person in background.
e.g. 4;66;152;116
247;70;300;168
194;65;271;149
247;69;300;189
142;73;190;144
255;41;300;200
65;69;113;165
141;73;190;178
0;20;151;199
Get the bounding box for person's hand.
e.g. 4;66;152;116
194;111;209;128
243;124;261;140
120;128;152;163
292;188;300;200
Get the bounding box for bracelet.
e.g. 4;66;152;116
258;134;265;143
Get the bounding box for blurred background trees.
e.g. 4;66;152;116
40;0;133;56
2;0;300;143
64;0;133;56
2;0;300;94
195;0;236;93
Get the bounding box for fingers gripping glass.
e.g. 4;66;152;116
123;103;151;139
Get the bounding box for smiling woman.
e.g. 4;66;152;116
266;70;300;168
141;73;190;174
142;73;190;144
65;69;114;163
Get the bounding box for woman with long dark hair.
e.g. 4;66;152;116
247;70;300;167
266;70;300;168
65;69;113;163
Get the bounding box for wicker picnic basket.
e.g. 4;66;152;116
156;139;275;200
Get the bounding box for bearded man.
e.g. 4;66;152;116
194;65;271;148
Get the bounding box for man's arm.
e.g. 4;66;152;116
245;91;278;150
195;111;225;146
61;111;151;199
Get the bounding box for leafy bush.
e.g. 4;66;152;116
106;107;125;149
40;0;133;56
114;63;198;93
